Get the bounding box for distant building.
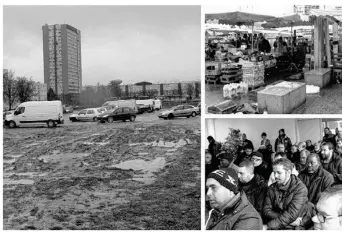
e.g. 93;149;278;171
294;5;320;15
32;82;47;101
42;24;82;103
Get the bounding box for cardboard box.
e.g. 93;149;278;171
257;81;306;114
304;68;331;88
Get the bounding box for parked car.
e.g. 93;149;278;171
63;105;74;113
4;101;64;128
97;107;136;123
158;105;198;120
69;108;102;122
3;110;14;120
97;107;107;114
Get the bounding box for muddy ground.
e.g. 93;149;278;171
3;112;201;230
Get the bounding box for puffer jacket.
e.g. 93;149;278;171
240;174;268;216
263;175;308;230
321;152;342;184
299;166;334;204
206;191;263;230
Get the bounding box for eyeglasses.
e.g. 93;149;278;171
316;212;339;223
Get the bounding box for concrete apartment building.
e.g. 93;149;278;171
42;24;82;103
32;82;48;101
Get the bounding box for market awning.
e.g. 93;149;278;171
205;11;276;26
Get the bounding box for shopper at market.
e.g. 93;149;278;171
321;142;342;184
274;129;292;154
218;152;239;172
306;140;315;152
323;127;336;147
206;168;263;230
263;158;311;230
251;151;271;181
295;150;309;174
258;34;271;53
237;160;268;217
298;153;334;204
207;136;221;169
311;185;342;230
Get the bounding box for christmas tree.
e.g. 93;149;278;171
221;128;241;160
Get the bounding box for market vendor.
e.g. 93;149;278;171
258;34;271;53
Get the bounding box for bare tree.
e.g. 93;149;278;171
3;70;18;110
16;77;37;103
109;80;122;98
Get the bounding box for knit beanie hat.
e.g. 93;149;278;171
207;168;239;194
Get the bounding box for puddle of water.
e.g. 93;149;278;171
138;153;149;156
129;139;189;148
83;142;109;146
3;179;34;185
111;158;166;184
3;158;16;164
39;153;91;167
183;182;197;188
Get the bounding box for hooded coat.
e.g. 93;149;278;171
298;166;334;204
274;135;292;153
263;175;309;230
206;191;263;230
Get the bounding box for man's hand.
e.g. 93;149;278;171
290;217;302;227
263;225;268;230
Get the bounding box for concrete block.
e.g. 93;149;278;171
257;81;306;114
304;68;331;88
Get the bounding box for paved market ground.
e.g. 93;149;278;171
3;111;201;230
205;71;342;114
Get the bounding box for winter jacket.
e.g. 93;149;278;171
206;191;263;230
323;133;336;147
258;39;271;53
205;163;217;180
254;162;272;181
240;174;268;217
298;166;334;204
322;152;342;184
274;135;292;153
208;141;222;169
306;145;315;152
289;151;301;163
294;162;306;174
234;151;251;166
263;175;309;230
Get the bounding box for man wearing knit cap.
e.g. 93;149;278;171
206;168;263;230
274;128;292;154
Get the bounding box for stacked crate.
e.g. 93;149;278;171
205;61;222;84
242;63;265;89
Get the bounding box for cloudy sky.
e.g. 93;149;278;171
204;5;294;16
3;5;200;85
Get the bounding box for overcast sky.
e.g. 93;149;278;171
3;5;200;85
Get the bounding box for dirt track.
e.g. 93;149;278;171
3;112;201;230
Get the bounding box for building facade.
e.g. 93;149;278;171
32;82;48;101
42;24;82;103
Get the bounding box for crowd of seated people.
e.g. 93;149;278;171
205;127;342;230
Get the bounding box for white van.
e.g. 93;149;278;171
4;101;64;128
136;99;162;110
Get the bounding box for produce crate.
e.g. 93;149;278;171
206;61;222;76
205;75;220;84
242;63;265;88
207;100;237;114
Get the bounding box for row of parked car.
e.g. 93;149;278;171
3;101;200;128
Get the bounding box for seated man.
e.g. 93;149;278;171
312;185;342;230
298;153;334;204
263;158;310;230
206;168;263;230
268;152;298;186
235;145;253;166
251;152;271;181
218;152;238;172
289;145;300;163
336;138;342;156
237;160;268;217
306;140;315;152
295;150;309;174
321;142;342;184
